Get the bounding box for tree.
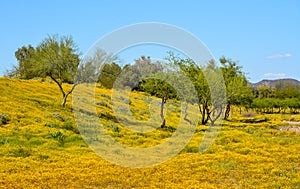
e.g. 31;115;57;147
11;45;36;78
257;85;276;99
31;34;80;106
167;53;225;125
114;56;163;90
219;57;253;119
98;62;122;89
76;48;116;84
142;73;177;128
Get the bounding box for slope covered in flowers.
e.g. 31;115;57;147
0;77;299;188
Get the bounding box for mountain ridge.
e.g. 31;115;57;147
251;78;300;88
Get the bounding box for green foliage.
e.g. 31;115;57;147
49;131;66;147
257;86;276;99
62;121;79;134
11;34;81;106
219;57;253;119
112;124;120;133
275;87;300;99
45;123;59;128
99;63;122;89
10;147;31;158
167;52;226;125
251;98;300;113
142;77;177;100
11;45;36;79
0;113;10;126
33;34;80;83
114;56;163;90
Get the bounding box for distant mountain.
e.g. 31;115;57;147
251;78;300;89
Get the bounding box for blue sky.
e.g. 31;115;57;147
0;0;299;82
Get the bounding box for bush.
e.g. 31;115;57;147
95;101;107;107
49;131;66;147
99;93;111;99
45;123;59;128
112;124;120;133
62;121;79;134
0;114;10;126
10;147;31;158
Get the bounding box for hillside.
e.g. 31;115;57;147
0;77;300;188
252;78;300;88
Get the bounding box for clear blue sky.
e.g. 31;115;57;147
0;0;299;83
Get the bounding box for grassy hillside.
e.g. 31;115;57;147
0;77;300;188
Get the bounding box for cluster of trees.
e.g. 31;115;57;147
10;34;300;127
250;84;300;113
98;53;251;126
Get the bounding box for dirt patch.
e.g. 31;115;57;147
282;120;300;125
279;126;300;134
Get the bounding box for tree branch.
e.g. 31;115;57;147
49;74;65;98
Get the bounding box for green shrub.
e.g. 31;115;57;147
0;114;10;126
95;101;107;107
112;124;120;133
99;93;110;99
10;147;31;158
48;131;66;147
62;121;79;134
45;122;59;128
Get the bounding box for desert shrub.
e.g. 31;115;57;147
49;130;64;139
34;118;41;123
38;154;50;160
57;134;66;147
62;121;79;134
112;124;120;133
139;110;149;115
0;114;10;126
49;131;66;147
10;147;31;158
0;138;8;145
99;93;110;99
95;101;107;107
45;122;59;128
53;113;63;120
184;146;199;153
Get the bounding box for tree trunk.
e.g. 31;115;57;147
209;106;223;126
49;74;77;107
183;103;192;125
224;104;230;120
200;102;207;125
61;83;78;107
160;97;166;128
199;101;210;125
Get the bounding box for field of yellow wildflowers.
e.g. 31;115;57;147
0;77;299;188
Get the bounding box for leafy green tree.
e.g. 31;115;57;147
11;45;36;78
167;53;225;125
114;56;169;127
31;34;80;106
99;62;122;89
142;75;177;128
275;87;300;99
257;86;276;99
114;56;163;90
219;57;253;119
